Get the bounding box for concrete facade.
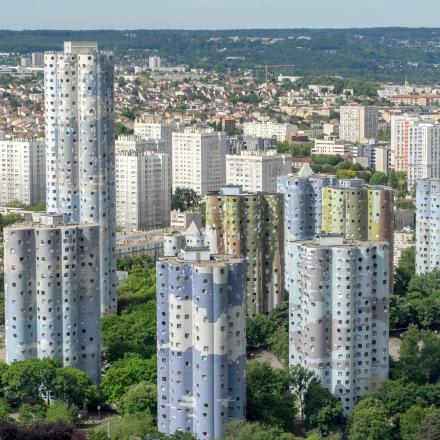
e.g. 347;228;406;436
115;139;170;231
226;150;292;193
339;106;378;143
4;215;101;383
206;187;284;316
242;121;297;142
44;41;117;314
172;126;227;195
416;179;440;273
407;120;440;191
277;172;338;242
0;138;46;206
288;236;389;411
157;226;246;439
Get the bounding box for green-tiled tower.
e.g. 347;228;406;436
206;187;284;316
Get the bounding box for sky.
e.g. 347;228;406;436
3;0;440;30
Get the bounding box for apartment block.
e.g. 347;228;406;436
0;138;45;206
206;186;284;316
172;126;227;195
4;214;101;383
115;139;170;231
226;150;292;193
312;139;351;156
242;121;297;142
339;106;378;143
287;236;389;411
416;179;440;274
407;120;440;191
390;114;420;172
157;225;246;439
321;185;394;286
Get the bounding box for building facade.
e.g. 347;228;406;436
242;121;297;142
321;185;394;286
339;106;378;143
115;139;170;231
312;139;351;156
277;170;338;242
206;186;284;316
4;214;101;383
44;41;117;314
157;226;246;439
390;114;419;172
416;179;440;274
172;126;227;195
407;120;440;191
225;150;292;193
0;138;45;206
287;236;390;411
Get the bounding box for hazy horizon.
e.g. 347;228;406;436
3;0;440;30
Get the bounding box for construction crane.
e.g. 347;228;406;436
254;64;295;82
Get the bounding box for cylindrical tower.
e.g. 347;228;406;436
44;42;116;314
157;248;246;439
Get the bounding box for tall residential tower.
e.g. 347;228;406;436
206;186;284;316
288;236;390;411
4;214;101;383
157;225;246;439
44;41;117;313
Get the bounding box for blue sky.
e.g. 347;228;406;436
3;0;440;29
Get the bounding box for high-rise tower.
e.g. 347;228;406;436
206;186;284;316
288;236;390;411
157;224;246;439
44;42;116;314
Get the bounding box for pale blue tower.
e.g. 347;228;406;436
157;224;246;439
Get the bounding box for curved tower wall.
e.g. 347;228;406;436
4;223;101;383
206;192;284;316
416;179;440;274
157;256;246;439
289;239;389;412
44;42;116;314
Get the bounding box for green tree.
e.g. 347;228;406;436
223;420;299;440
304;383;344;434
51;366;97;407
395;200;414;209
119;381;157;416
102;301;156;361
389;295;418;330
288;364;318;422
101;412;156;440
277;141;312;157
369;171;388;185
394;247;415;295
336;169;357;179
348;397;390;440
0;399;11;422
246;314;274;347
121;107;137;121
267;327;289;365
18;403;47;426
416;409;440;440
246;361;295;431
400;405;433;440
395;326;440;384
171;187;201;211
114;122;134;136
3;358;58;402
46;401;78;424
100;355;157;404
